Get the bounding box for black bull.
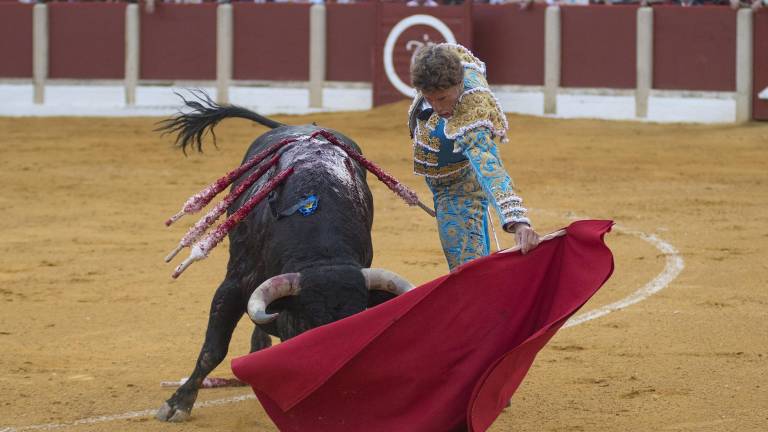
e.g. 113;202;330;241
156;97;412;422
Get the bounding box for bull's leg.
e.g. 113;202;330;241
156;278;243;422
250;326;272;353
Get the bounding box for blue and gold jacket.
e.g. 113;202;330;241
409;44;529;229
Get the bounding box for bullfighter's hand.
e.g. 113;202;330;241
513;224;540;255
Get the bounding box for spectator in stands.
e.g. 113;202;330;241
672;0;740;5
730;0;764;9
407;0;439;6
512;0;562;8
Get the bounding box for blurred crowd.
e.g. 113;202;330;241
9;0;765;9
403;0;765;7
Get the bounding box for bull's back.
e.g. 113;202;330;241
242;125;364;163
227;125;374;276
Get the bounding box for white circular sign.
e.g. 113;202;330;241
383;14;457;98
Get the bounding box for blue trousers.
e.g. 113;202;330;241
426;167;491;271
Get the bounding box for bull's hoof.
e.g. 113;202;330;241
156;401;191;422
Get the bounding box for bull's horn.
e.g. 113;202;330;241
247;273;301;324
362;268;414;295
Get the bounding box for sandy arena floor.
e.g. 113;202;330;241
0;102;766;431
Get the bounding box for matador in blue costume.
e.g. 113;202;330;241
408;43;540;270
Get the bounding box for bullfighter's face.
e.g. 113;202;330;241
422;84;463;119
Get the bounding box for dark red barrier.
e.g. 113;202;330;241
653;6;736;92
0;3;32;78
374;3;472;106
141;3;217;81
233;3;310;81
327;3;376;82
754;9;768;120
473;4;545;86
561;5;636;89
48;3;125;79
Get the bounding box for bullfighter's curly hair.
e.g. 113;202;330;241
410;45;463;92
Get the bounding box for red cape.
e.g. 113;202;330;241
232;220;614;431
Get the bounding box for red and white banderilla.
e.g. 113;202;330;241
164;154;281;263
171;168;293;279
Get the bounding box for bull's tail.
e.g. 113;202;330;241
157;89;285;154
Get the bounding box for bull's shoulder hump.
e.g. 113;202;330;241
243;125;363;162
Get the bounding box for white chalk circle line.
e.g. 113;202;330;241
564;222;684;328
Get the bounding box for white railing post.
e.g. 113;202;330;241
125;3;140;106
217;3;233;104
544;6;560;115
33;3;48;105
309;3;326;109
636;7;653;118
735;8;753;123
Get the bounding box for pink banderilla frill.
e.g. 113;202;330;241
171;168;294;279
165;154;281;263
164;135;312;226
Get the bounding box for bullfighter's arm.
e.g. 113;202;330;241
455;127;531;232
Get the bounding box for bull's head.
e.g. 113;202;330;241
247;268;413;332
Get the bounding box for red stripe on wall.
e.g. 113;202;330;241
473;4;545;86
653;6;736;92
561;5;637;89
49;3;126;80
140;3;217;81
233;3;310;81
0;3;33;78
753;9;768;121
326;3;375;82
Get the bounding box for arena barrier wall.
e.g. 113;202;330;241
141;3;217;81
754;9;768;120
560;5;637;89
653;5;736;92
48;3;125;80
472;4;546;86
0;3;33;79
233;3;310;81
326;3;376;83
1;2;764;121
